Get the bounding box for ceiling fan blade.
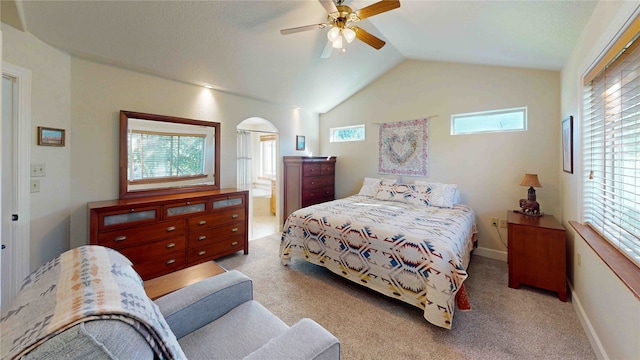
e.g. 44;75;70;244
320;40;333;58
319;0;338;15
280;23;327;35
353;26;385;50
355;0;400;20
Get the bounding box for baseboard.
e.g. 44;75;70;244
473;246;507;262
568;281;607;360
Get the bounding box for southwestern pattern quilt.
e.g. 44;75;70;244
280;195;477;329
1;245;185;359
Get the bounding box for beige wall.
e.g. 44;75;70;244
2;24;71;270
2;22;320;268
69;58;319;249
560;2;640;359
320;60;560;259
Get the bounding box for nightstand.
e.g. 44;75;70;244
507;211;567;301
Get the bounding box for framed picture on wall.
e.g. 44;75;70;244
562;116;573;174
296;135;305;151
37;126;65;147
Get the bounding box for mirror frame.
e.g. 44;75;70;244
119;110;221;199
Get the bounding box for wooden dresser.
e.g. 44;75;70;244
507;211;567;301
88;189;248;280
283;156;336;220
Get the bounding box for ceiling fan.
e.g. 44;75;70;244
280;0;400;58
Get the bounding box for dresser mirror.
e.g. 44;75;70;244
119;110;220;199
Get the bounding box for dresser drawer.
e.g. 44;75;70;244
97;219;186;248
134;250;186;280
164;200;207;218
99;206;160;230
188;221;246;246
303;163;321;177
187;237;244;264
302;187;334;206
188;208;246;231
118;236;186;264
302;175;334;190
320;162;335;175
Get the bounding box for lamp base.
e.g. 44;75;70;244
519;198;541;216
517;210;543;217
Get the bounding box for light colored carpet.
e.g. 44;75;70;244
216;234;596;360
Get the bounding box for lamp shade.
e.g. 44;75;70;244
520;173;542;187
327;27;341;42
342;27;356;43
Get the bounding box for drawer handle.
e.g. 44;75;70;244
311;181;315;185
231;228;239;233
231;241;238;246
166;242;176;248
166;226;176;232
166;259;176;265
198;235;207;241
114;235;127;242
198;250;206;256
231;214;239;219
198;220;207;226
129;209;135;213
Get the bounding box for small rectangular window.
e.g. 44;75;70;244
330;124;365;142
451;107;527;135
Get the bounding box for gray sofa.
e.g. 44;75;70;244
23;270;340;359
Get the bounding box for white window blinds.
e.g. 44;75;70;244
583;29;640;267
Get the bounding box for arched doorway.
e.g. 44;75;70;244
237;118;279;240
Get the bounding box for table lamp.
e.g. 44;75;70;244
519;173;542;216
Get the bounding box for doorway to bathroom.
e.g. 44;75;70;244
237;118;279;240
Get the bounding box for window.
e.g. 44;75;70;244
330;124;365;142
260;134;276;179
583;21;640;267
451;107;527;135
128;130;206;182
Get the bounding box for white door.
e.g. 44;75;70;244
1;64;31;312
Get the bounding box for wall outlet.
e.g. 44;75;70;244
577;252;582;267
491;217;498;227
30;179;40;193
499;219;508;228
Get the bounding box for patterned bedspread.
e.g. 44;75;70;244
280;195;477;329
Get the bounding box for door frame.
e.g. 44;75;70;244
2;61;31;308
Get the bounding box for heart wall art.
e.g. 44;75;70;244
378;118;429;176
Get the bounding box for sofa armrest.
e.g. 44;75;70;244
154;270;253;339
244;318;340;360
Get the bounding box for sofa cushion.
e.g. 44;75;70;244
178;300;289;360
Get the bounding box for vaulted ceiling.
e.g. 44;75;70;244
4;0;597;113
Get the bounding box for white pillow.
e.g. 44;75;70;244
414;181;458;208
358;177;397;197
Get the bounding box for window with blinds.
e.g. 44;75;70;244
128;130;206;183
583;23;640;268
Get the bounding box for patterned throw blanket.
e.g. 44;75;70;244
1;245;185;359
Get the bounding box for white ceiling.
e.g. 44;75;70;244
8;0;597;113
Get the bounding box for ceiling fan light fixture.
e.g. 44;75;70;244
332;35;343;49
342;28;356;43
327;27;341;42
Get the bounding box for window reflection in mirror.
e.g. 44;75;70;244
120;111;220;199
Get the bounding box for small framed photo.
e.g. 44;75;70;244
562;116;573;174
296;135;305;151
37;126;65;147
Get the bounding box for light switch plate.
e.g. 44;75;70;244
31;163;46;177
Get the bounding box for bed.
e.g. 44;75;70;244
279;179;477;329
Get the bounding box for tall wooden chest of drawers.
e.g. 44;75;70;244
89;189;248;280
283;156;336;220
